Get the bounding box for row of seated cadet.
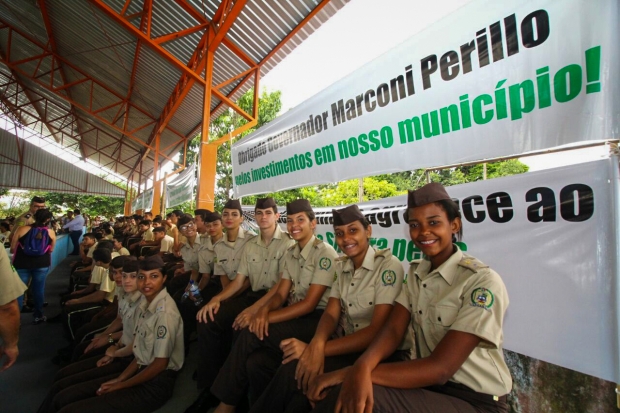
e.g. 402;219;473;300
38;186;512;413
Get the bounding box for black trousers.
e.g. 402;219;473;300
211;310;323;406
69;231;82;255
311;382;509;413
196;289;266;390
250;350;411;413
63;301;109;340
71;312;116;351
52;369;177;413
165;270;190;298
38;355;133;413
173;277;222;347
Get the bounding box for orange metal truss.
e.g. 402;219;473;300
0;0;334;214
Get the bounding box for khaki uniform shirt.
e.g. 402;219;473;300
91;266;115;302
213;228;255;280
133;288;184;370
180;235;207;272
165;224;176;239
237;225;294;292
118;289;144;346
331;247;410;350
396;247;512;396
12;210;35;239
117;247;130;256
142;227;154;242
198;236;223;276
0;247;27;305
282;236;339;310
86;243;98;259
160;235;174;254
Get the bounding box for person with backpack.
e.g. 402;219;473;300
10;208;56;324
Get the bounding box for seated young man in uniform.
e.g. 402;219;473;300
184;198;294;413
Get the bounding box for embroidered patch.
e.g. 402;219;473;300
157;325;167;339
333;272;338;282
319;257;332;270
470;288;494;310
381;270;396;286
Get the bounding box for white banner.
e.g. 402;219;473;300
243;158;620;383
232;0;619;197
166;165;196;208
142;188;154;211
131;195;142;212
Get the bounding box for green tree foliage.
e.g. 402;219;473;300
0;191;125;218
179;88;282;211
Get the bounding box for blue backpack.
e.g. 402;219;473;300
20;227;51;256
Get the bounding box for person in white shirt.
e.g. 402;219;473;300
62;209;85;256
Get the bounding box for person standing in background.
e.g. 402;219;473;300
63;209;85;256
0;247;28;371
9;196;46;243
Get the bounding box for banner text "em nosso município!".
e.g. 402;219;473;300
235;8;603;187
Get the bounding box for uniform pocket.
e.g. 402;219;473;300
246;253;263;273
429;305;459;327
356;290;376;309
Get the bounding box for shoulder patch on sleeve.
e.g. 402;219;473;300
319;257;332;271
157;325;167;339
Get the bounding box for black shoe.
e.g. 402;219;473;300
21;305;33;313
184;390;219;413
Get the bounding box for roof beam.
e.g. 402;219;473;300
128;0;254;178
38;0;88;158
0;46;182;167
0;49;64;144
89;0;206;86
174;0;256;67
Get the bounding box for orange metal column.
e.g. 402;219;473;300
151;133;162;215
197;47;216;211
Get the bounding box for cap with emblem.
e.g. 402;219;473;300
407;183;452;209
286;199;312;215
332;204;365;226
255;197;277;210
223;199;242;213
122;258;139;273
206;211;222;222
139;254;165;271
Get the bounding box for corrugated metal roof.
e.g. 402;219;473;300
0;127;126;197
0;0;349;192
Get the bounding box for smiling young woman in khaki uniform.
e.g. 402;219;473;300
309;183;512;413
